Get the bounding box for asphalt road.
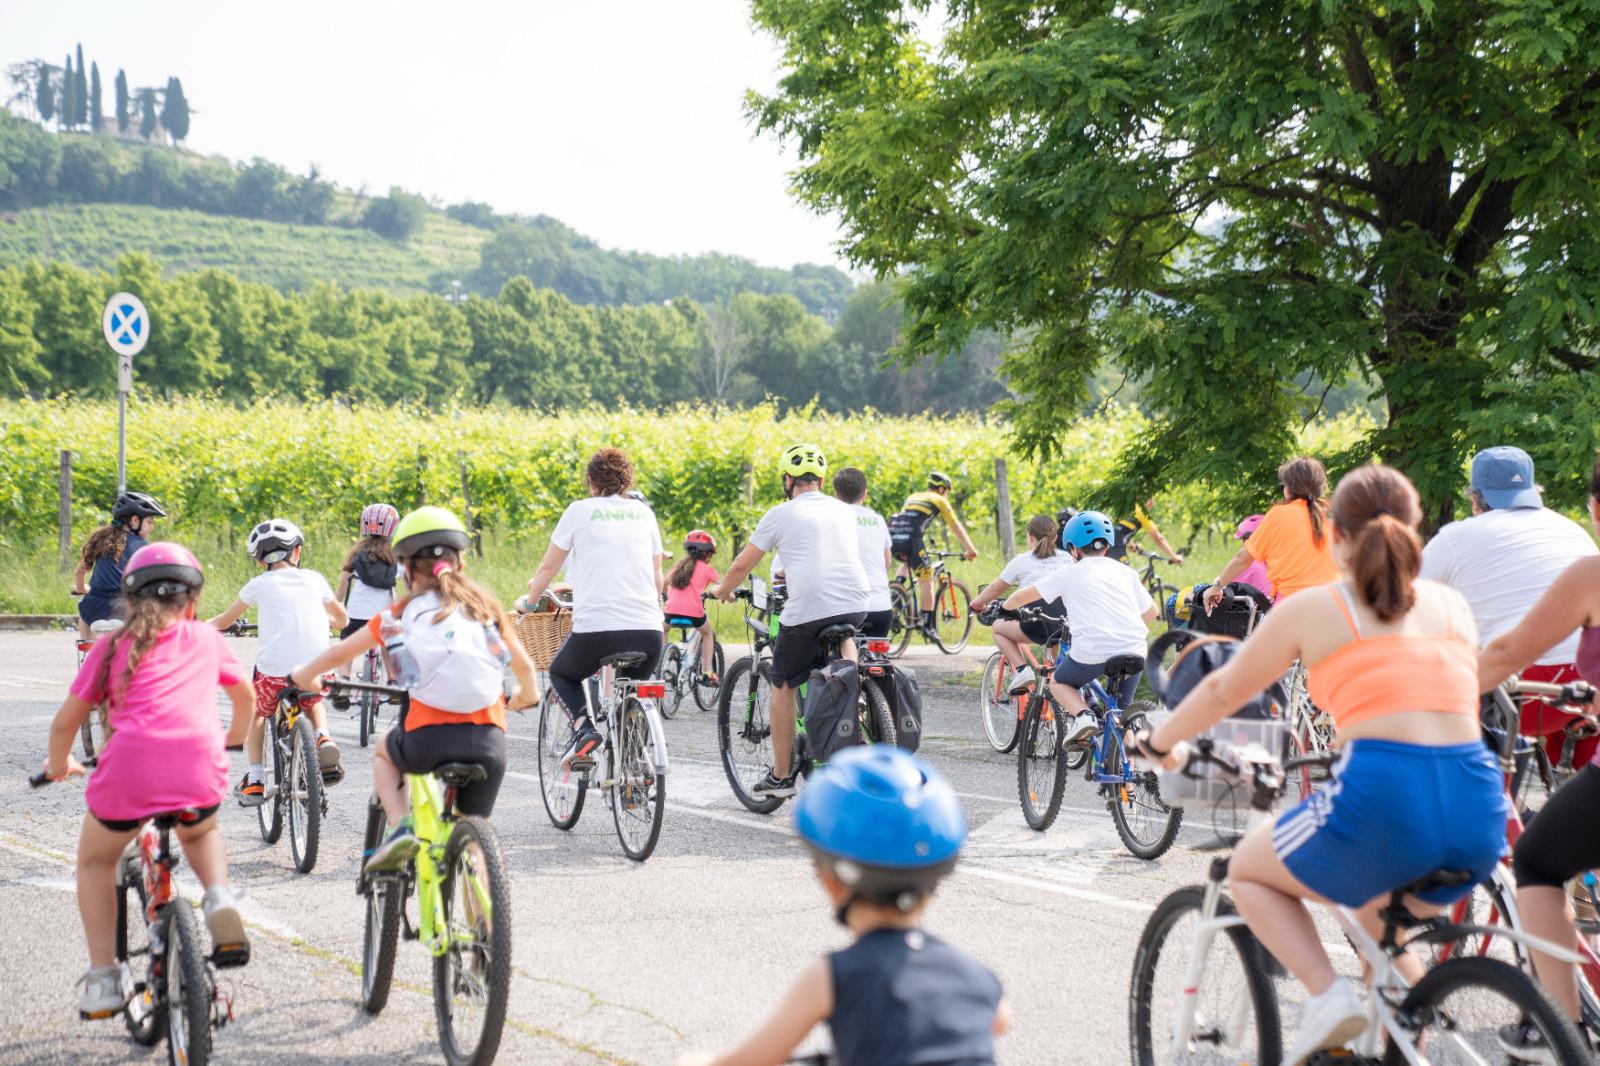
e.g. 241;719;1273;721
0;630;1301;1065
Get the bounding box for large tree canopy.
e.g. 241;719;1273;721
750;0;1600;523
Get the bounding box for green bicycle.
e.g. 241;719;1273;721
335;681;512;1066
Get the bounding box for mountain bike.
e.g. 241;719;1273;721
1134;546;1189;627
717;576;895;814
1127;738;1586;1065
888;551;973;655
31;769;248;1066
74;616;124;760
344;681;513;1066
353;644;398;747
974;604;1074;758
659;593;724;718
1016;632;1181;858
258;683;334;874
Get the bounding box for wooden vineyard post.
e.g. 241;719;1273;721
459;455;483;558
994;457;1016;559
58;450;73;572
735;460;754;556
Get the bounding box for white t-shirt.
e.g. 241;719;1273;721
1420;506;1599;664
1032;556;1154;664
396;591;504;713
850;504;893;612
346;576;393;621
749;491;871;625
999;550;1074;617
551;495;665;633
240;567;336;675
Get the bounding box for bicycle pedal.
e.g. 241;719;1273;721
321;766;346;786
79;1006;122;1021
211;943;250;969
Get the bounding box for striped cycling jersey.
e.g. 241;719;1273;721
893;490;958;536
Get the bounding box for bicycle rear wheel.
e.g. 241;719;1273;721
257;717;284;844
163;902;213;1066
717;655;783;814
1380;956;1587;1065
692;639;725;712
980;652;1021;753
116;855;165;1046
1018;697;1067;831
612;697;665;861
536;700;586;829
288;716;322;873
932;579;973;653
859;677;896;746
80;704;107;761
1129;886;1281;1065
434;816;512;1066
1109;705;1183;860
887;584;913;658
360;795;401;1015
660;644;686;719
358;651;379;747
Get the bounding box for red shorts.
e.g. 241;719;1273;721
251;669;324;719
1517;663;1598;767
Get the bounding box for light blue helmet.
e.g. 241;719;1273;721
1063;510;1116;551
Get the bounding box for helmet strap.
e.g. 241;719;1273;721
834;892;859;928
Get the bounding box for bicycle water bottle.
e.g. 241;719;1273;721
381;613;421;688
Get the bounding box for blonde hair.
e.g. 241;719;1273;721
405;549;513;639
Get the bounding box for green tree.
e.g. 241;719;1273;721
751;0;1600;526
89;61;102;133
0;268;46;396
361;186;428;242
34;63;55;124
0;107;62;208
138;87;157;140
161;77;189;142
59;54;74;129
72;45;88;128
114;69;128;133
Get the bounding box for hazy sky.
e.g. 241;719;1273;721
6;0;850;269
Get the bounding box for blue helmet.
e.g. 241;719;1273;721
794;746;966;915
1063;509;1116;551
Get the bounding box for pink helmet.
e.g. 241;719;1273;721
1235;514;1265;540
123;542;204;596
361;503;400;538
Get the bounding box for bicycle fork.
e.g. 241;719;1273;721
1173;862;1254;1056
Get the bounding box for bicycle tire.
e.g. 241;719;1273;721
358;652;376;747
434;815;513;1066
1018;695;1067;831
288;716;322;874
1380;955;1588;1065
661;644;685;719
1109;706;1183;860
1129;885;1282;1065
80;705;106;762
611;697;665;862
692;640;725;712
717;655;783;814
359;796;401;1015
979;652;1021;753
164;902;213;1066
931;579;973;653
887;585;914;658
258;716;284;844
116;855;165;1046
860;676;897;746
536;699;586;829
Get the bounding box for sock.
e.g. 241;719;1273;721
247;762;262;783
922;609;935;626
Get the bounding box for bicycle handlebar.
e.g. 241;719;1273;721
1505;677;1596;708
30;756;96;788
324;678;409;700
223;620;258;636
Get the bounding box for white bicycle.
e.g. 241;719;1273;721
660;593;724;719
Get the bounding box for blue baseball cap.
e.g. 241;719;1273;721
1471;446;1541;510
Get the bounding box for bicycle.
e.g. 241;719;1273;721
352;642;399;748
257;682;335;874
533;593;671;861
341;680;513;1066
1014;618;1181;859
1127;737;1586;1065
660;592;724;719
73;613;123;761
974;603;1076;762
1134;546;1189;627
716;576;896;814
888;550;973;656
31;766;248;1066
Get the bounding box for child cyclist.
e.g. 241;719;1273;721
73;491;167;639
332;504;401;708
664;530;721;683
209;518;349;799
42;543;255;1018
289;507;539;872
677;746;1009;1066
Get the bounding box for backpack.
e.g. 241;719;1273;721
1146;630;1286;721
802;660;864;763
869;665;924;753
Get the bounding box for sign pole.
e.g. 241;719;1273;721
118;387;127;494
103;294;148;497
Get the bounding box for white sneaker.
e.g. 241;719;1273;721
1285;979;1366;1066
1007;666;1037;694
1063;712;1100;745
77;965;127;1019
202;885;250;960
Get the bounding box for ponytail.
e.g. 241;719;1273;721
1278;456;1331;546
81;523;128;569
1026;514;1058;559
668;554;700;590
411;552;513;641
1331;464;1423;623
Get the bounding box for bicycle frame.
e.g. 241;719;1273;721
405;771;469;958
1082;684;1142;788
581;662;670;783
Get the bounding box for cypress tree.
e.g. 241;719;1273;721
161;77;189;142
72;45;88;127
60;54;73;128
114;69;129;133
139;88;157;140
89;62;103;133
36;65;54;123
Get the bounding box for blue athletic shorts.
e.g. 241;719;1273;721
1273;739;1507;908
1052;653;1139;709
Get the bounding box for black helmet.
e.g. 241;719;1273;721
927;471;953;491
113;491;167;521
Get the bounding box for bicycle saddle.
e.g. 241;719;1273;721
1395;868;1476;898
1103;653;1147;684
599;651;649;669
665;616;700;630
816;623;859;645
434;762;488;787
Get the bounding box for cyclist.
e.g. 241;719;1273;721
525;447;665;768
1204;455;1338;612
290;507;538;871
74;491;166;639
1134;464;1505;1066
1232;514;1274;598
209;518;349;800
888;471;978;636
1003;511;1156;745
971;514;1072;693
332;503;400;708
1106;498;1184;566
663;529;722;682
712;443;869;799
833;466;894;639
43;543;254;1018
676;746;1008;1066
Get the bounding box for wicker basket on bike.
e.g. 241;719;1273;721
512;591;574;670
1169;581;1272;640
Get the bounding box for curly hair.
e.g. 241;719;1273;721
586;447;635;497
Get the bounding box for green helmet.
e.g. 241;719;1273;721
779;443;827;480
393;506;470;559
928;471;953;491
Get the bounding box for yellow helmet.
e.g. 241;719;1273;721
779;443;827;480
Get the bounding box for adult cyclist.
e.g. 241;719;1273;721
888;472;978;636
712;444;869;799
1106;497;1184;566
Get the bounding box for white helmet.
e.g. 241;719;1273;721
248;518;305;564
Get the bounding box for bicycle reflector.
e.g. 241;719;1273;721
866;640;891;655
635;682;666;700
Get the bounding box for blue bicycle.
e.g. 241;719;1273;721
1014;612;1182;858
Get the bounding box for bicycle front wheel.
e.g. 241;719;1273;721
536;700;586;829
164;902;214;1066
80;704;107;761
1018;697;1067;831
434;816;512;1066
288;716;322;874
932;579;973;653
258;716;284;844
660;644;685;719
692;639;725;712
1380;956;1587;1065
360;795;401;1015
612;697;665;861
980;652;1021;753
887;584;914;658
1109;705;1183;860
1129;885;1281;1065
717;655;782;814
117;855;165;1046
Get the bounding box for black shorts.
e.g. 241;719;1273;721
1020;611;1068;646
772;612;868;688
860;609;893;639
92;803;221;834
340;617;370;640
385;722;507;817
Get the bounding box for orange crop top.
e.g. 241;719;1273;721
1306;585;1479;731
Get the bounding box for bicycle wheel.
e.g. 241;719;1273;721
931;579;973;653
536;699;586;829
434;816;512;1066
258;717;284;844
611;697;665;861
359;796;401;1015
1156;582;1180;627
859;676;896;746
358;652;378;747
692;639;725;712
1109;705;1183;860
116;855;165;1046
1129;885;1281;1065
660;644;685;719
80;704;107;761
718;655;784;814
1380;956;1587;1065
887;584;914;658
980;652;1021;753
288;716;322;874
1018;696;1067;831
163;902;213;1066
